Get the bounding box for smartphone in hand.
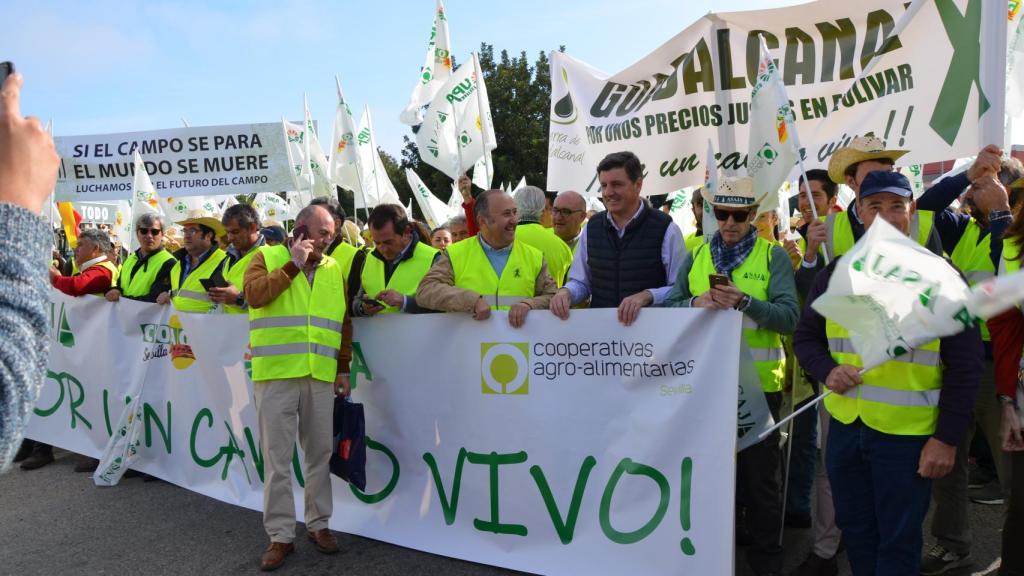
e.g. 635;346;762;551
709;274;730;289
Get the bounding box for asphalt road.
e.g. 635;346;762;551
0;448;1008;575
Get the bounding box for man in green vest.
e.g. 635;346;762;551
417;189;557;327
551;190;587;253
514;185;573;287
793;171;983;576
243;203;350;571
664;175;799;576
105;213;175;303
208;203;264;314
353;203;439;315
915;152;1021;574
683;187;705;253
156;209;227;312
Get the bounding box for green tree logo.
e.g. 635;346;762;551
480;343;529;395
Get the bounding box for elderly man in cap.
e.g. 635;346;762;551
665;175;798;576
514;186;573;286
156;208;227;312
794;171;982;576
550;151;684;326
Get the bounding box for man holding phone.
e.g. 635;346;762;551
211;203;264;314
157;209;227;312
243;203;351;570
353;204;438;316
665;175;799;576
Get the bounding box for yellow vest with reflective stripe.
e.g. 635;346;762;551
170;249;227;313
950;220;994;341
249;245;346;383
1003;237;1023;276
446;237;542;310
824;318;942;435
328;241;360;283
361;242;438;314
119;250;174;298
688;238;785;392
222;247;262;315
515;223;573;288
825;209;935;260
684;233;704;253
92;261;119;296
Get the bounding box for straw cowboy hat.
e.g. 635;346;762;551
1011;176;1024;189
175;208;225;237
827;135;908;185
701;176;759;209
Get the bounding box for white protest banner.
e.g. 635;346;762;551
29;294;740;576
547;0;1008;196
56;123;293;202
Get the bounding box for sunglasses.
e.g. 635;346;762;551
137;227;163;236
713;208;752;222
552;208;584;218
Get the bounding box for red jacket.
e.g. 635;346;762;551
52;263;114;297
988;309;1023;397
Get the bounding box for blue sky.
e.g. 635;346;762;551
7;0;804;157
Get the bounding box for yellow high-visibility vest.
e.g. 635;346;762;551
446;237;543;310
249;245;346;383
688;238;785;392
361;242;438;314
118;249;174;298
950;219;994;341
170;249;227;313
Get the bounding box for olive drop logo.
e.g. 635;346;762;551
551;67;578;125
480;342;529;395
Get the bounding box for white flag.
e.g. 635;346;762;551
304;95;335;199
448;181;462;212
161;195;221;220
748;38;799;216
513;176;526;194
471;150;492;190
329;76;361;193
253;193;293;222
416;52;497;180
406;169;456;230
400;0;453;126
356;107;402;210
132;151;162;217
812;218;974;371
1007;3;1024;118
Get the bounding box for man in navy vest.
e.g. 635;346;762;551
550;151;684;325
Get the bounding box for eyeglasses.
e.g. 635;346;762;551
713;208;753;222
552;208;584;218
137;227;162;236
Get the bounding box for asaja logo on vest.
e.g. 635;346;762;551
141;314;196;370
481;343;529;395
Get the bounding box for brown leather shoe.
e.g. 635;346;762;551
259;542;294;571
307;529;339;554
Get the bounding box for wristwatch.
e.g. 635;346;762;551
998;394;1017;407
989;210;1012;220
734;294;752;312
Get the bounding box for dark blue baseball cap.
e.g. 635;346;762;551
860;170;913;200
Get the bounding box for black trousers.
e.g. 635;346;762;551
737;391;784;575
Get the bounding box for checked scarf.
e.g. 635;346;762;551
709;227;757;278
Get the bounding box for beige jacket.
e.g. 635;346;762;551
416;249;558;313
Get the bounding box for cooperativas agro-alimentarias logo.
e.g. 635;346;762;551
480;342;529;395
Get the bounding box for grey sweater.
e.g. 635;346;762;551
0;204;51;472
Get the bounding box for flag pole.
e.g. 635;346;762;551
450;96;465;184
365;106;385;226
471;52;493;187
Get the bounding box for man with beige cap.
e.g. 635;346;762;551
156;208;227;313
665;175;799;576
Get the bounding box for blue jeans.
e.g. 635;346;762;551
785;401;818;517
826;418;931;576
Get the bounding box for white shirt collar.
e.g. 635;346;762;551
80;255;109;271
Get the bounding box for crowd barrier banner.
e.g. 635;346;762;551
547;0;1009;195
54;123;294;202
29;291;741;575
